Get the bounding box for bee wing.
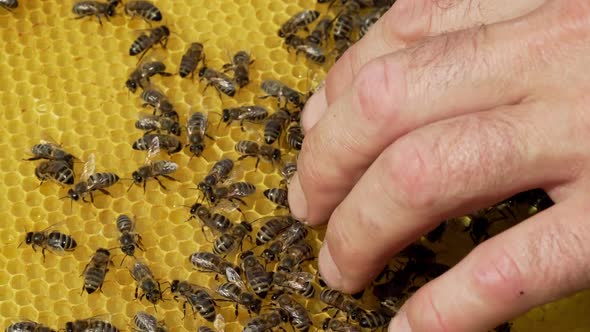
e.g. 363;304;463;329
284;272;315;289
81;153;96;181
137;114;161;128
145;135;160;164
214;313;226;332
225;267;247;289
38;221;67;234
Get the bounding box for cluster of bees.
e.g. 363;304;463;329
277;0;395;64
4;1;558;332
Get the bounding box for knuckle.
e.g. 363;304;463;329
469;242;526;302
298;132;329;191
381;134;443;211
352;57;404;124
406;285;453;332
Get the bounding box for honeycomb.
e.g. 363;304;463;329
1;1;590;331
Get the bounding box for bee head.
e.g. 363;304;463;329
67;189;80;201
249;299;262;314
198;67;208;78
189;144;204;156
271;149;281;162
132;171;143;184
350;308;364;322
170;123;181;136
96;248;110;256
236;76;249;88
278;30;286;38
239;250;254;260
190;202;203;215
288;94;301;106
161;26;170;36
125;80;137;93
170;280;179;292
221;109;231;122
146;289;162;303
241;221;253;232
261;249;275;263
65;322;74;332
25;232;34;244
322;318;331;330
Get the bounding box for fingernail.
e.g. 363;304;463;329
302;86;327;133
318;243;343;290
288;172;308;221
389;310;412;332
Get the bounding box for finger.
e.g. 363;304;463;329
292;8;549;223
301;0;545;131
318;102;585;292
389;194;590;332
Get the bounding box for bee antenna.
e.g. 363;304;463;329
126;182;135;193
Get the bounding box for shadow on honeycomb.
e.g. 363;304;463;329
1;1;590;331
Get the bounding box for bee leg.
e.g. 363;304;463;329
98;189;112;196
134;286;140;299
205;133;215;140
41;248;46;263
234;304;239;318
150;177;167;190
181;301;188;319
95;15;103;26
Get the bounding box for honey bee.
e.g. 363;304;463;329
333;12;355;42
186;203;231;238
332;38;352;61
131;160;178;191
284;34;305;52
305;17;334;46
65;318;120;332
272;271;315;298
27;141;77;165
264;188;289;209
126;61;172;93
205;182;256;207
220;105;269;129
222;51;254;88
287;123;304;150
424;220;447;243
34;160;75;186
82;248;111;294
0;0;18;11
67;154;120;202
239;250;272;298
189;251;241;276
217;281;262;316
295;44;326;64
255;216;296;245
277;242;314;272
322;318;362;332
140;86;177;119
6;321;55;332
280;162;297;184
21;224;77;262
199;67;236;97
135;114;181;136
260;80;304;109
320;288;363;321
133;311;167;332
179;42;205;78
133;133;182;154
243;309;289;332
197;158;234;199
263;108;292;144
170;280;217;321
235;140;281;168
130;261;163;305
116;214;144;264
272;293;313;332
355;309;391;329
129;25;170;61
261;221;308;263
213;221;252;256
124;1;162;22
278;10;320;37
186;112;212;158
359;6;388;38
72;0;120;25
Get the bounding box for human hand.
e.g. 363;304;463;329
288;0;590;331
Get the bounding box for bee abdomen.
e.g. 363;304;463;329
47;232;77;251
84;266;107;294
130;34;151;56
